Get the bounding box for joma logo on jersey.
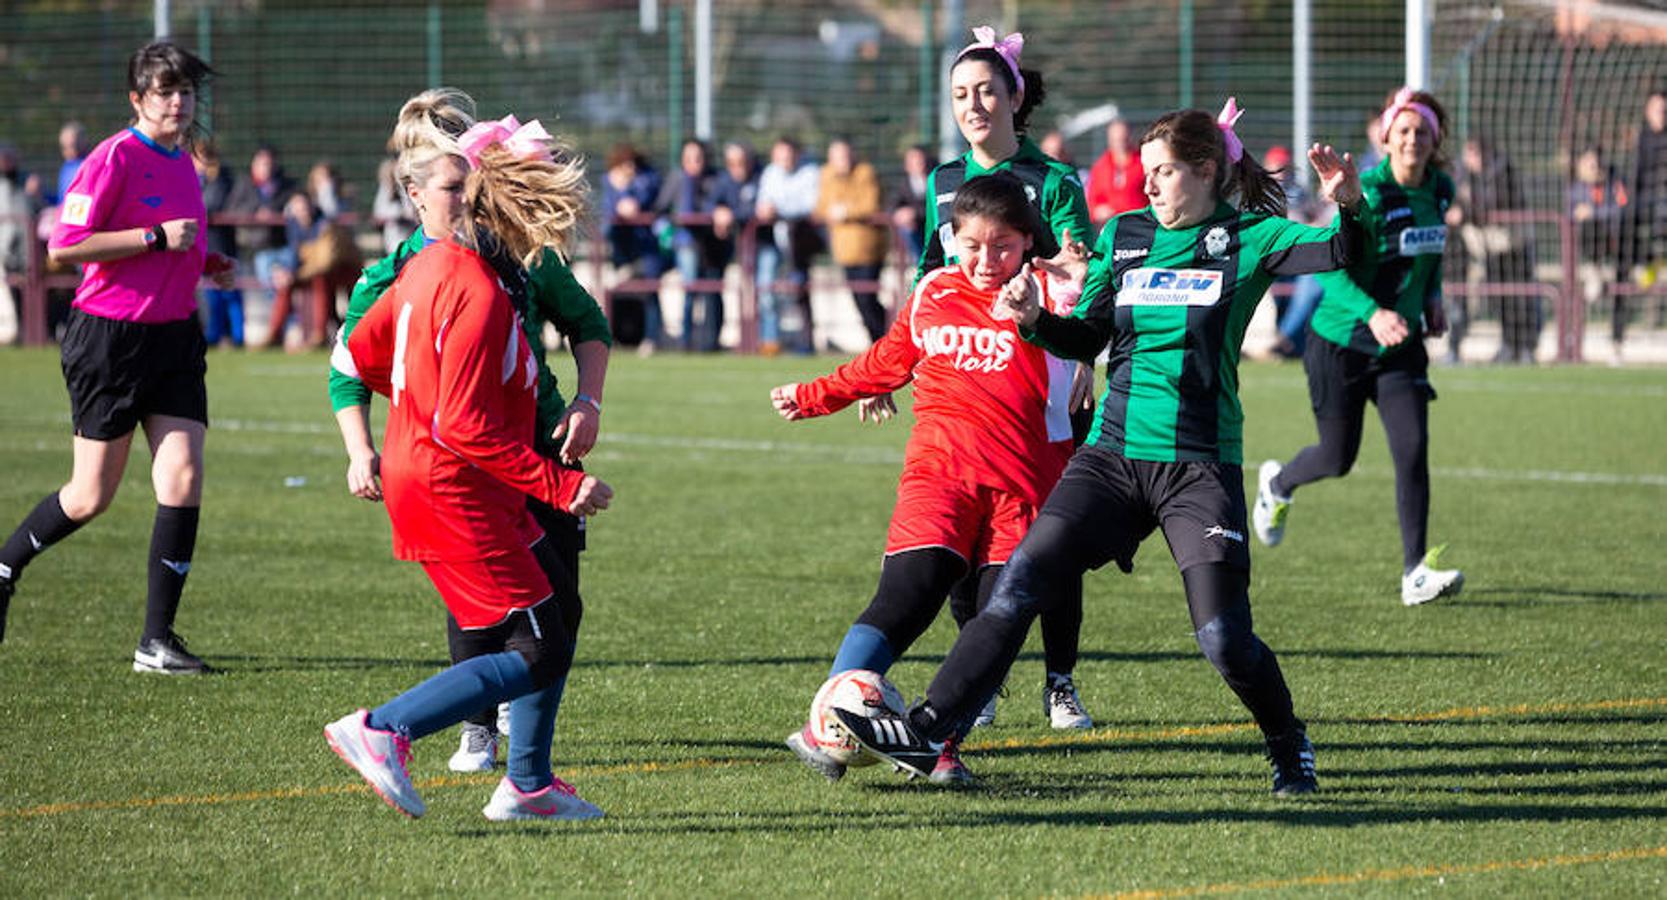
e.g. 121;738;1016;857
917;324;1017;373
1398;225;1447;256
1118;268;1223;306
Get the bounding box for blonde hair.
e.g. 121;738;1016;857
391;88;475;194
463;140;590;267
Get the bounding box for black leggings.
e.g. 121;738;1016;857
1274;358;1431;571
948;566;1084;677
852;547;977;657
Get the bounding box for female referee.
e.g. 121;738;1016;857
834;101;1368;799
1253;87;1464;608
325;113;612;822
0;42;233;672
863;25;1100;732
329;89;613;773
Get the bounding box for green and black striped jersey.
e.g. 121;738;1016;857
1024;202;1363;464
1310;158;1454;356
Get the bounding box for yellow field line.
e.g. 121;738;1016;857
1;696;1662;821
1103;844;1667;899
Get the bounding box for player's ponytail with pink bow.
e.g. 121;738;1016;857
1143;100;1288;218
460;117;589;268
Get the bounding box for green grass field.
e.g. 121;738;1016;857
0;347;1663;898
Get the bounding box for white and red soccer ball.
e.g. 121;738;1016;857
805;668;906;767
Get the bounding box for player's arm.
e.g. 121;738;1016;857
1045;167;1096;250
331;233;420;412
340;287;398;398
48;151;196;264
913;168;946;287
1018;226;1115;362
773;307;921;421
528;251;613;462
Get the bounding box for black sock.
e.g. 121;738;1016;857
143;505;200;642
0;492;84;582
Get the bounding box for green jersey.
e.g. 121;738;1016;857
915;135;1092;287
329;228;612;455
1025;202;1364;464
1309;158;1454;356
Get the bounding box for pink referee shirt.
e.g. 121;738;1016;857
49;127;207;324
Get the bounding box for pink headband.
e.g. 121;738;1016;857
1217;97;1245;164
457;114;554;169
1379;87;1440;143
955;26;1025;98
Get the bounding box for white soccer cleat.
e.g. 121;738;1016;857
1043;673;1093;729
972;694;998;729
482;776;604;822
448;723;498;773
496;702;512;740
1402;547;1464;606
1252;460;1292;547
324;709;425;818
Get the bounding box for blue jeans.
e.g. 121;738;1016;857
202;287;245;346
676;244;724;352
755;240;808;350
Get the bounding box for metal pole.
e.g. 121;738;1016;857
919;0;934;146
694;0;712;141
427;2;442;87
1405;0;1430;89
154;0;170;39
1293;0;1312;188
668;6;684;165
1179;0;1194;109
197;4;212;131
939;0;963;160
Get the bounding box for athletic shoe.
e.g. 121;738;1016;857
1043;673;1093;729
496;702;512;740
133;631;210;675
785;723;846;783
0;574;14;646
928;734;973;786
324;709;424;818
1252;460;1292;547
482;776;603;822
448;723;498;773
831;707;940;779
1401;545;1464;606
1266;722;1317;798
972;694;997;729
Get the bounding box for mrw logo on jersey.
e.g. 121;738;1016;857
915;323;1017;373
1398;225;1447;256
1117;268;1223;307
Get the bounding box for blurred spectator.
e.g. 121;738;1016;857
1264;144;1326;359
1087;118;1145;225
37;121;89;208
889;144;932;262
754;136;821;355
602;143;667;351
226;145;297;344
371;155;417;254
270;161;358;349
1449;135;1536;364
1358;112;1386;172
195;140;244;347
654;138;729;352
713;142;760;345
0;143;28;344
1569;145;1629;363
1038;129;1087;184
817;138;888;346
1618;88;1667;357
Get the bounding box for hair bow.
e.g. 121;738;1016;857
1217;97;1246;163
956;26;1026;97
457;114;554;169
1378;87;1440;143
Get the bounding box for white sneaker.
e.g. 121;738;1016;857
1252;460;1292;547
448;723;497;773
1402;547;1464;606
1043;673;1093;729
972;694;997;729
496;702;512;741
482;776;604;821
324;709;425;818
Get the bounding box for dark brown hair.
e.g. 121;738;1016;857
127;42;215;145
951;171;1043;242
1142;108;1286;218
952;50;1048;135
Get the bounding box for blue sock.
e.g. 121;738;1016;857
829;623;894;678
506;675;565;792
368;651;534;741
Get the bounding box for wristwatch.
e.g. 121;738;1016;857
144;224;168;252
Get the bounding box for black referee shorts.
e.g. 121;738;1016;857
1303;329;1435;420
1037;445;1252;575
60;310;207;440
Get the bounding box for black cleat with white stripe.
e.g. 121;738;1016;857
832;708;940;779
1266;722;1317;798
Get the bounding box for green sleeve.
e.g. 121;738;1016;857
1075;216;1119;321
1044;167;1095;248
327;229;426;412
528;249;613;347
912;168;944;289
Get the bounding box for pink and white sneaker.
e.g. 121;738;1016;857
324;709;424;818
482;776;604;822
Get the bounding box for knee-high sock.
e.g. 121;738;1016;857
0;492;84;581
368;651;535;741
143;505;199;641
506;668;568;792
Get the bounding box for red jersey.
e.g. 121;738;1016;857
341;240;586;564
1087;150;1147;224
794;265;1075;507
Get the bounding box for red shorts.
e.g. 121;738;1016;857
884;468;1039;567
420;544;553;630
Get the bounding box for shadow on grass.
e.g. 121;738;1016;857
1458;586;1667;606
578;645;1491;671
205;654;450;673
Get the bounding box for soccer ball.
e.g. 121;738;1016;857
806;668;906;767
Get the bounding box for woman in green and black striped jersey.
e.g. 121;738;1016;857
1252;88;1464;609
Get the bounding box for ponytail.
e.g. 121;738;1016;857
462;140;589;267
391;88;475;194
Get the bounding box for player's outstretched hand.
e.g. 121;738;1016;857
552;402;599;465
1368;308;1410;347
345;450;382;501
1308;144;1362;210
858;393;896;424
992;263;1041;326
1032;228;1092;290
568;475;613;517
770;383;805;421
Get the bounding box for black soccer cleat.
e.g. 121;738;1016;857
831;707;940;779
133;631;211;675
1266;722;1317;798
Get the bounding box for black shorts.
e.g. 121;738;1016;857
60;310;207;440
1303;329;1435;420
1037;445;1252;574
